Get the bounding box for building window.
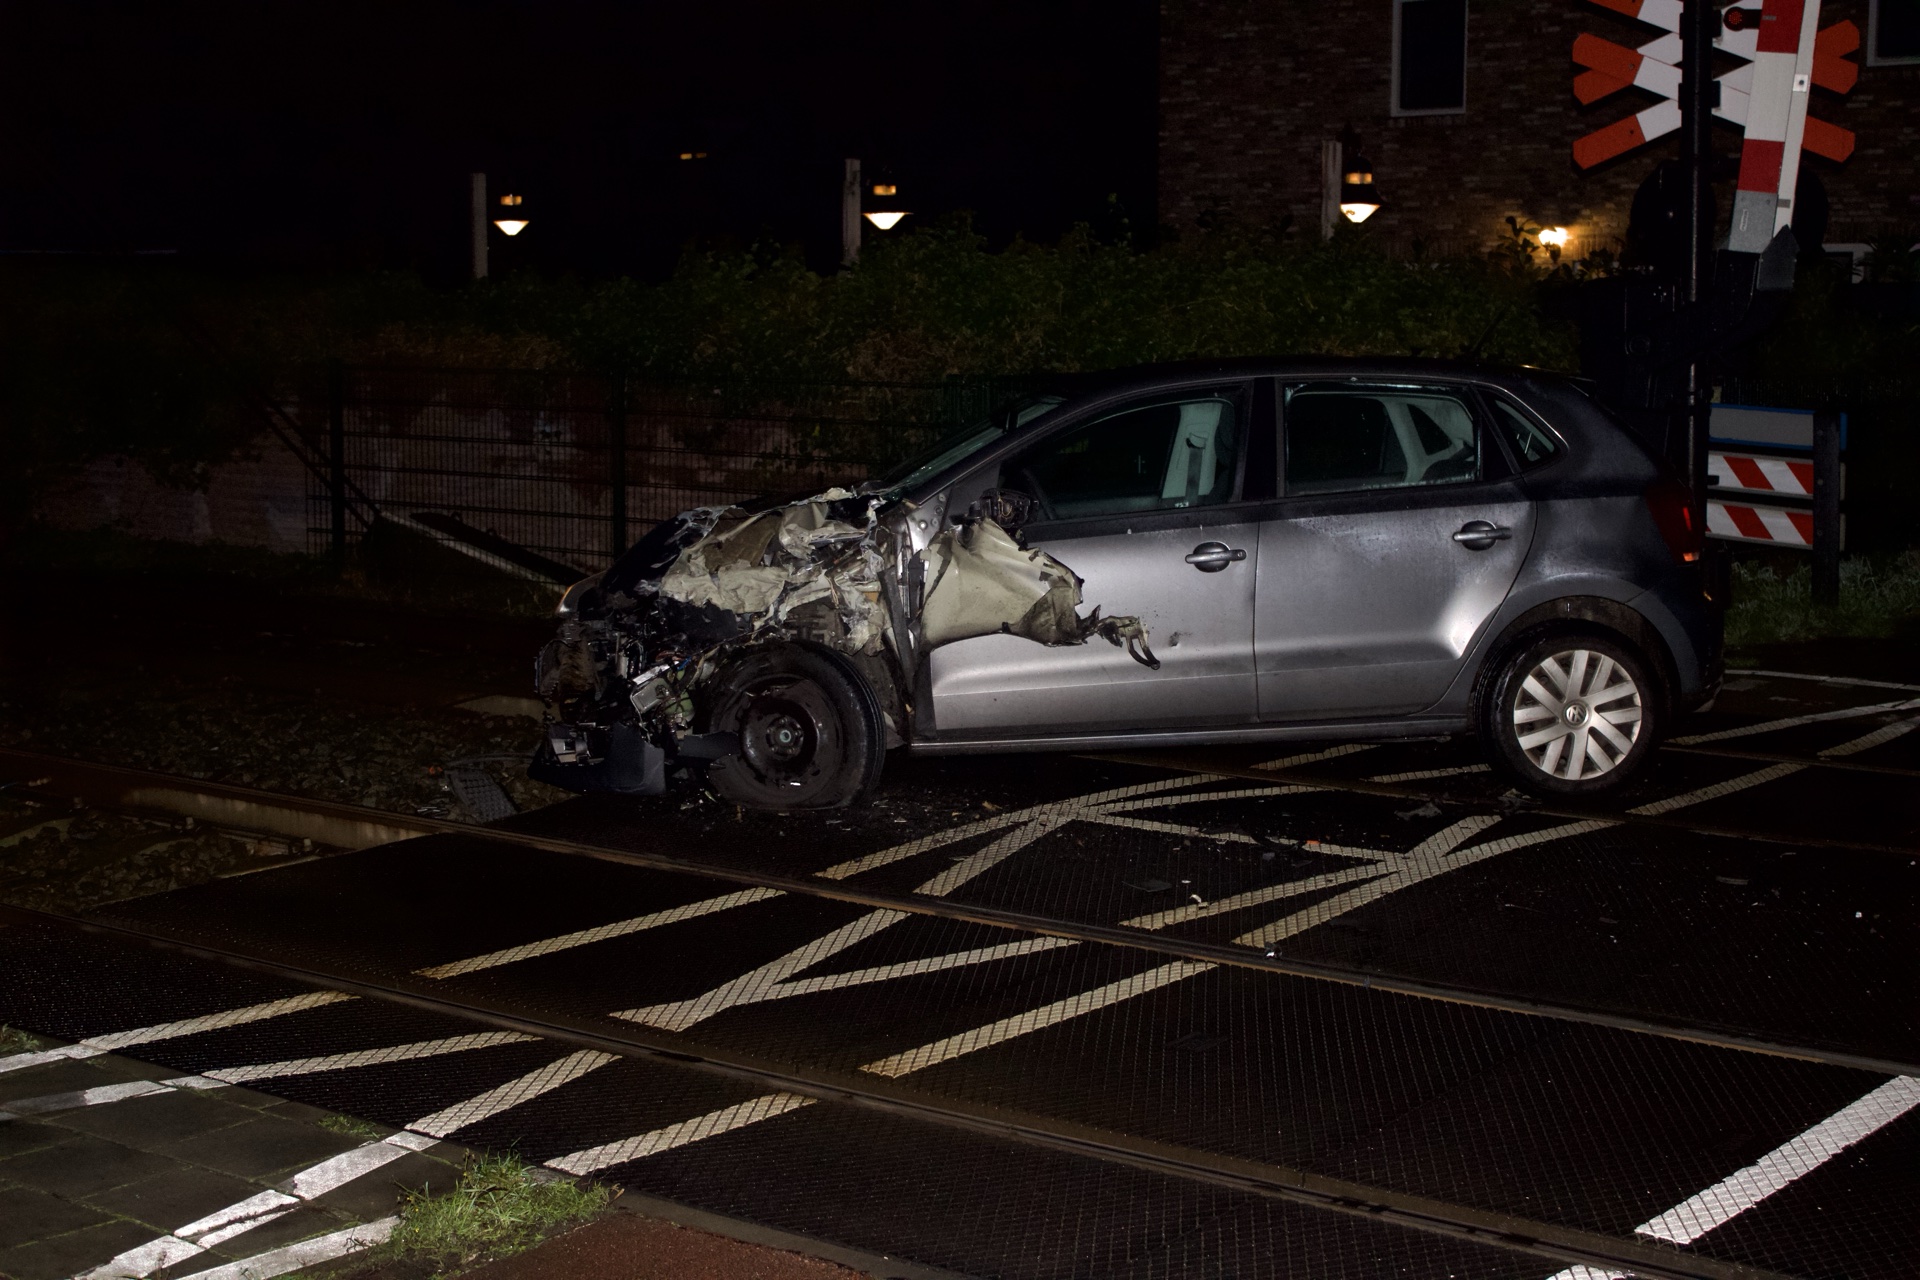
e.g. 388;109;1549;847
1393;0;1469;116
1869;0;1920;65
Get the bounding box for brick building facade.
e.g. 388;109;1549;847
1158;0;1920;258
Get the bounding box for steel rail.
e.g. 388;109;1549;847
5;745;1915;1080
0;899;1796;1280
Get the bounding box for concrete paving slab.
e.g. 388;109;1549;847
55;1088;252;1151
78;1164;261;1231
0;1217;160;1280
155;1112;363;1182
0;1183;110;1248
0;1118;66;1161
0;1132;177;1197
307;1147;460;1222
196;1201;366;1261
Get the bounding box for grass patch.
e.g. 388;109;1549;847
378;1152;610;1276
317;1113;388;1141
1726;553;1920;647
0;1025;44;1054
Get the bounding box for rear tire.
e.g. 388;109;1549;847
703;645;885;811
1481;631;1660;797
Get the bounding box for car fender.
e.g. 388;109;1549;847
1427;577;1682;719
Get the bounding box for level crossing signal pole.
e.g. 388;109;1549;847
1681;0;1715;529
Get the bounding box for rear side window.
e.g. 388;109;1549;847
1282;384;1482;495
1485;394;1562;469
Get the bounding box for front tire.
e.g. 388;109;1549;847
702;645;885;810
1482;632;1660;797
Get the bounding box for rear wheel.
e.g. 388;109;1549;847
1482;632;1660;797
703;645;885;810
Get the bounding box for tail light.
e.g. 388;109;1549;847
1644;479;1703;564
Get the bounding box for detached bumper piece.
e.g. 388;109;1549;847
529;723;666;796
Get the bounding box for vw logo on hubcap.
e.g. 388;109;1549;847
1563;701;1589;727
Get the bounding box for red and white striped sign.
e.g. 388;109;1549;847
1708;500;1813;546
1571;2;1856;174
1708;451;1815;497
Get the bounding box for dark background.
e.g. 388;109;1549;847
0;0;1159;279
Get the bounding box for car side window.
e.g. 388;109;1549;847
1001;395;1241;520
1484;394;1562;469
1282;384;1481;495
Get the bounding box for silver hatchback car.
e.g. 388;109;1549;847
533;359;1724;808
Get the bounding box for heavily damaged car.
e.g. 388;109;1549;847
533;359;1723;807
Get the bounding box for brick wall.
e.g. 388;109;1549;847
1158;0;1918;255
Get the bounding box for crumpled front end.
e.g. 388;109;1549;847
531;487;1158;797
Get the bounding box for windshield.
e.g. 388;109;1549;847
866;394;1065;493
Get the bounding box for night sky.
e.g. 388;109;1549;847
1;1;1159;279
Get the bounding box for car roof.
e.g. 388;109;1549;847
1048;355;1562;399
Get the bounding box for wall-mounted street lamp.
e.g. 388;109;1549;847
493;193;528;237
842;160;913;266
864;184;909;231
1321;130;1384;237
1537;226;1570;249
1338;150;1382;224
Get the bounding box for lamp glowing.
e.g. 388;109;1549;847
493;219;529;236
863;210;908;230
1338;157;1380;223
1538;226;1570;248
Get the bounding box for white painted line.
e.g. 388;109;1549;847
414;888;785;978
1543;1268;1629;1280
1123;862;1393;931
1368;764;1491;783
3;993;355;1077
1096;784;1319;812
76;1235;210;1279
168;1216;397;1280
815;773;1230;880
175;1189;300;1242
1819;718;1918;758
913;815;1070;897
204;1032;534;1084
1670;697;1920;745
617;909;911;1031
1627;762;1804;815
769;936;1078;1000
1236;819;1615;949
408;1049;615;1139
281;1131;438;1200
861;960;1215;1078
1732;668;1920;694
1252;743;1377;770
2;1078;176;1116
1637;1076;1920;1245
1077;813;1260;843
545;1092;819;1175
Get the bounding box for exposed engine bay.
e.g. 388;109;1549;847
531;487;1158;804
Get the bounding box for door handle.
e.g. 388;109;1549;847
1185;541;1247;572
1451;521;1512;549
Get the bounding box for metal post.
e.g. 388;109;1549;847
842;158;862;268
608;372;628;561
470;173;489;280
327;360;347;564
1680;0;1716;510
1812;409;1842;607
1320;140;1342;241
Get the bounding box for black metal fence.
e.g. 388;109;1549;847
280;367;1005;576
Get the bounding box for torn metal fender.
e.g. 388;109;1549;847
918;518;1160;669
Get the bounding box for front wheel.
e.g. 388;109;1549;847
1482;632;1660;797
702;645;885;810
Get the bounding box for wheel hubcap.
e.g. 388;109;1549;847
1511;648;1642;782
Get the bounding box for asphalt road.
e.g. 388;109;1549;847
2;666;1916;1280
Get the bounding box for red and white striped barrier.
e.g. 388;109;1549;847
1708;500;1813;547
1708;451;1815;497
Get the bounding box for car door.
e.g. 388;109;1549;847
1255;381;1536;720
927;386;1261;735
